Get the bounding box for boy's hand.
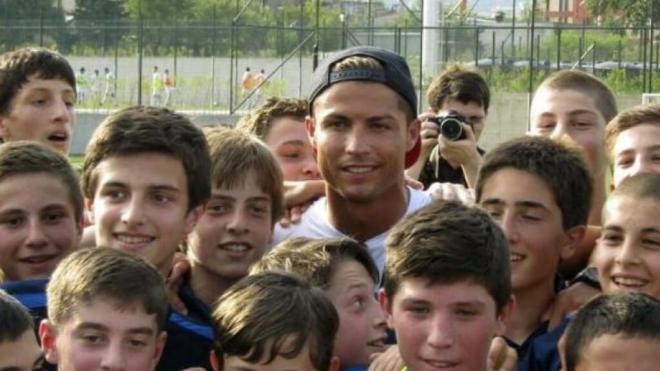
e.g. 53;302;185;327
437;123;482;187
426;182;475;205
487;336;517;371
368;345;404;371
542;282;600;329
280;180;325;227
167;253;191;315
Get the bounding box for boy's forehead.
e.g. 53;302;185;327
65;296;160;332
394;276;496;307
531;87;602;119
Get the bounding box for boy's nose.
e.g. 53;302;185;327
427;314;455;349
25;219;48;248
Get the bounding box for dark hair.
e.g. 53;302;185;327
0;47;76;115
426;64;490;113
253;237;379;289
0;141;83;224
81;106;211;211
608;173;660;208
212;272;338;370
47;248;169;331
475;136;593;230
236;97;308;141
385;201;511;313
0;289;34;343
564;293;660;371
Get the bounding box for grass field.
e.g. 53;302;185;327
69;155;84;169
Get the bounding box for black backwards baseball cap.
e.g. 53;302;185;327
308;46;421;168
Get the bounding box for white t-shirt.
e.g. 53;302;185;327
272;187;432;275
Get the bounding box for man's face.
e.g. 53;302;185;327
264;116;320;181
479;168;577;292
40;298;166;371
611;123;660;187
0;330;42;371
530;88;607;176
574;335;660;371
307;81;419;203
0;173;81;281
383;278;508;371
437;98;487;141
326;260;387;367
88;153;200;277
187;171;273;281
593;196;660;299
0;77;75;155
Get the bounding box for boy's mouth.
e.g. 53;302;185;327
611;274;649;289
19;254;58;265
366;336;387;352
422;358;460;369
218;242;252;258
113;233;155;249
510;252;525;263
48;132;69;143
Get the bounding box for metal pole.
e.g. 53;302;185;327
39;6;44;46
556;27;561;69
299;0;304;96
474;27;480;66
649;3;654;92
418;0;424;113
137;0;143;105
512;0;516;60
527;0;536;95
313;0;320;70
174;0;179;83
368;0;373;45
211;6;217;108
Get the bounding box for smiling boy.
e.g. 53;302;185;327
0;48;76;154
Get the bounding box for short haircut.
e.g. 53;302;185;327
0;289;34;343
475;136;593;230
0;141;83;224
46;248;168;331
252;237;379;289
608;173;660;205
536;70;617;123
204;126;284;226
212;271;338;371
0;47;76;115
81;106;211;211
324;56;415;123
426;63;490;113
385;201;511;313
605;103;660;162
563;293;660;371
236;97;308;140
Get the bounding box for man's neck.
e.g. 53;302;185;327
506;278;556;345
325;183;409;242
189;262;237;308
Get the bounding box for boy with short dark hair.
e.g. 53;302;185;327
382;201;513;371
561;293;660;371
604;103;660;187
184;126;283;315
80;105;213;370
475;136;592;371
0;289;43;370
236;97;319;181
0;47;77;154
211;271;340;371
252;238;387;369
39;247;168;371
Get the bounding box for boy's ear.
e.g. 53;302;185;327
495;295;516;336
305;116;317;149
406;118;421;152
560;225;587;260
38;320;59;364
152;331;168;367
210;350;221;371
329;355;341;371
184;203;205;235
378;288;394;328
84;198;94;223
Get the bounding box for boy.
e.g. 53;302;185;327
0;47;77;155
80;105;212;369
561;293;660;371
0;141;83;283
252;238;388;369
604;103;660;187
407;64;490;189
382;200;513;371
236;97;320;181
475;136;592;371
0;289;43;371
39;247;168;370
210;271;340;371
592;173;660;299
184;127;284;313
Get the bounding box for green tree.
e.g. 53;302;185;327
0;0;64;50
584;0;660;27
72;0;127;55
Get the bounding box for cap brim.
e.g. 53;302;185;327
405;135;421;169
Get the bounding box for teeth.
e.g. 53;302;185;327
613;276;647;287
510;253;524;262
115;234;152;244
427;360;457;368
220;244;249;252
346;166;373;174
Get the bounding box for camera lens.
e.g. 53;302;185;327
440;117;464;141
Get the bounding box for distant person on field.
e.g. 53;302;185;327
163;69;174;106
101;66;116;106
151;65;163;106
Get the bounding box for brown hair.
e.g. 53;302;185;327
0;289;34;343
0;141;83;224
236;97;308;140
385;201;511;313
81;106;211;211
47;248;168;331
608;173;660;206
536;70;617;123
204;126;284;226
605;103;660;162
475;136;593;230
212;271;338;370
0;47;76;115
252;237;379;289
426;63;490;113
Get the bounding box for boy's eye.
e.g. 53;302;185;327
455;308;478;317
0;215;24;227
103;189;127;201
600;233;622;245
249;204;269;216
407;305;430;315
81;333;105;345
642;238;660;250
127;337;148;348
207;203;230;214
42;210;65;224
152;192;171;204
352;296;365;310
616;157;634;168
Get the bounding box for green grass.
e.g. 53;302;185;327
69;155;84;169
